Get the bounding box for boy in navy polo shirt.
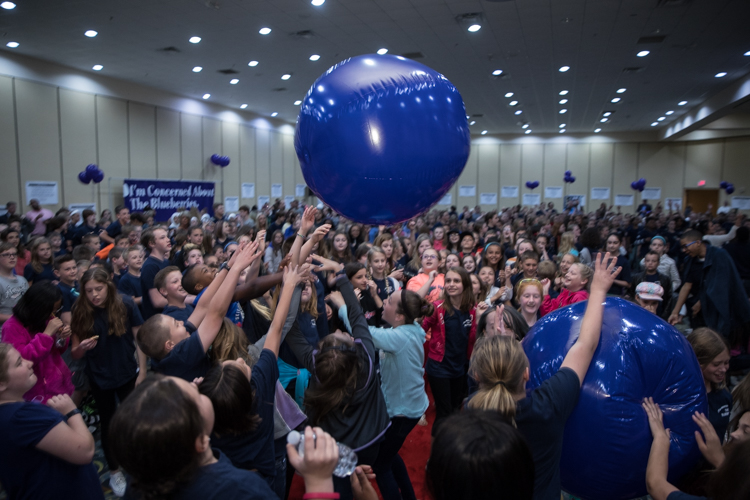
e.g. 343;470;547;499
155;266;195;323
140;226;172;319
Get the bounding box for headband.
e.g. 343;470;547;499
651;235;666;244
484;241;502;253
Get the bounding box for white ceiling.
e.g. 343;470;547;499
1;0;749;135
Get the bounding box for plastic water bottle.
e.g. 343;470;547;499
287;430;358;477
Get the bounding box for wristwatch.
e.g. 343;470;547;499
65;408;82;420
219;262;232;272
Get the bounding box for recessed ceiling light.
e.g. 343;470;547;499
603;112;611;117
467;24;481;32
522;124;529;129
92;65;103;71
259;27;272;35
594;128;602;133
505;92;514;98
611;97;621;103
515;110;522;115
469;121;476;125
715;72;727;78
745;50;750;56
189;36;201;44
616;88;626;93
85;30;98;38
230;79;239;85
311;0;325;5
525;130;531;134
678;100;688;106
657;116;665;121
202;94;210;99
559;109;567;114
492;69;503;76
559;129;566;133
559;90;569;95
240;104;248;109
248;61;259;67
271;112;278;117
281;74;291;80
481;130;488;135
559;66;570;72
637;50;650;57
309;54;321;61
665;110;674;115
192;66;202;73
651;122;659;126
1;2;16;10
6;41;19;48
559;99;568;104
509;100;518;106
294;100;302;105
600;118;608;122
376;48;388;55
559;124;566;128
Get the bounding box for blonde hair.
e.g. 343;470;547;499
558;232;576;256
571;263;593;292
688;328;729;391
467;336;529;423
210;318;250;364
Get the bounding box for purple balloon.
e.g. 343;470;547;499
631;181;637;190
78;171;91;184
569;176;576;183
221;156;231;167
92;170;104;183
565;170;572;176
726;184;735;194
720;181;728;189
210;154;222;166
86;164;99;174
525;181;533;189
638;179;647;189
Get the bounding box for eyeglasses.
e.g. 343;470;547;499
518;278;541;285
681;240;699;250
422;254;438;260
0;252;17;259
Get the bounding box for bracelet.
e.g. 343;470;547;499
297;233;306;239
65;408;82;420
302;494;339;500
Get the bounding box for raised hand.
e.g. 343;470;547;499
287;426;338;487
43;317;64;337
495;304;508;336
234;240;262;270
642;397;670;442
327;291;345;309
310;224;331;243
590;252;621;295
282;265;303;288
227;240;248;269
300;206;317;235
693;412;725;468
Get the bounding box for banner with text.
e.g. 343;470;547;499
123;179;216;221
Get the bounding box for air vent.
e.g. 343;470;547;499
290;30;315;39
622;66;645;74
400;51;424;60
471;114;484;118
217;68;239;75
157;46;181;53
272;87;287;92
657;0;692;7
637;35;666;44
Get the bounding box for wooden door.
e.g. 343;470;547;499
685;189;720;215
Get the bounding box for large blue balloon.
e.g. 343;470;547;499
522;298;706;500
295;54;470;224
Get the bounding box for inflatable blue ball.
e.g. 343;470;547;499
294;54;470;224
522;298;707;500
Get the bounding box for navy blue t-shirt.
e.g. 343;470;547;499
140;255;169;319
173;449;275;500
162;303;195;323
117;272;142;301
426;310;471;378
57;281;79;313
105;220;123;239
0;402;104;500
212;350;279;487
151;329;212;381
707;388;732;443
23;262;56;284
516;367;580;500
85;294;144;389
667;492;708;500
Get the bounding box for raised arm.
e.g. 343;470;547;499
187;243;247;327
336;275;376;355
37;395;96;465
262;265;304;356
643;398;678;500
290;206;316;268
254;282;303;351
245;230;267;282
300;224;331;264
560;252;621;386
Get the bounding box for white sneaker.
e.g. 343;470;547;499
109;470;127;497
418;414;428;426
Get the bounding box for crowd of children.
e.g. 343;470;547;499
0;197;750;499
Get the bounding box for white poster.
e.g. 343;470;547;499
295;183;307;197
437;193;452;205
501;186;519;198
641;187;661;200
69;202;96;214
271;184;283;198
257;195;270;208
284;195;295;209
224;196;239;212
480;193;497;205
459;185;476;197
241;183;255;198
544;186;563;199
731;196;750;210
591;187;611;200
522;193;541;206
665;198;682;211
614;194;634;206
25;181;59;205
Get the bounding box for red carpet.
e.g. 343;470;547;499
289;385;436;500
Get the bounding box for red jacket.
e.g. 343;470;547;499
422;300;477;364
540;288;589;316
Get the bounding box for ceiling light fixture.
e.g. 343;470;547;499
271;112;278;117
468;24;481;32
637;50;650;57
92;65;103;71
525;130;531;134
515;110;522;115
678;100;688;106
611;97;621;103
189;36;201;43
6;41;19;48
1;2;16;10
665;110;674;115
240;104;248;109
85;30;98;38
600;118;608;122
230;79;239;84
309;54;320;61
595;128;602;133
469;120;476;125
294;100;302;105
559;90;569;95
522;124;529;129
559;99;568;104
202;94;210;99
559;129;566;133
715;72;727;78
377;48;388;55
192;66;202;72
603;112;611;117
657;116;665;121
559;124;566;128
651;122;659;126
492;69;503;76
281;74;291;80
311;0;325;5
248;60;259;67
559;66;570;72
616;88;626;93
509;100;518;106
745;50;750;56
259;27;271;35
505;92;514;98
559;109;567;114
481;130;488;135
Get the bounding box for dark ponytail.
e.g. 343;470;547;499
398;289;434;324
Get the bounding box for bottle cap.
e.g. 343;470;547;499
287;430;301;446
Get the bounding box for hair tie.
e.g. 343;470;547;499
495;380;508;389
